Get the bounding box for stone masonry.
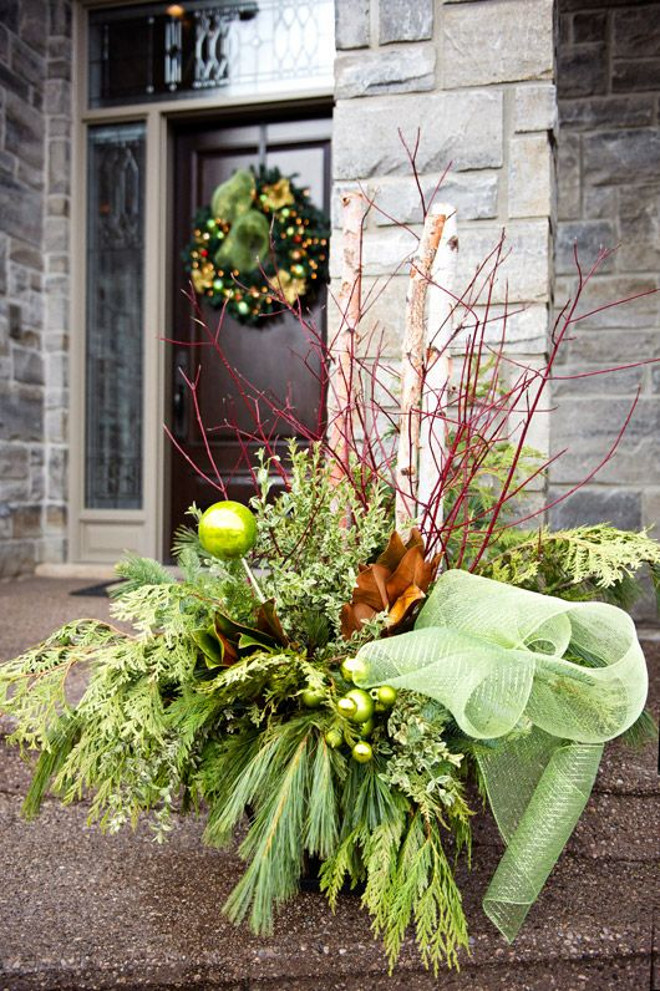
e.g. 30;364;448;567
0;0;72;578
331;0;557;483
553;2;660;543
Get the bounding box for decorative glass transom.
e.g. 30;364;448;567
88;0;335;108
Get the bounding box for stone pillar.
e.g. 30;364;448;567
0;0;72;578
553;2;660;547
331;0;557;464
0;0;47;578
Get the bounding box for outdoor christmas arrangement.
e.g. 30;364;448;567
2;167;659;974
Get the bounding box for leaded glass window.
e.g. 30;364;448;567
85;123;145;510
88;0;335;108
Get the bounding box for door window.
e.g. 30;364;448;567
85;122;146;510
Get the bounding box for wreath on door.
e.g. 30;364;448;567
182;166;330;327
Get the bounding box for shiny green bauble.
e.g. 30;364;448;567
375;685;398;708
325;727;344;749
337;696;357;719
301;687;325;709
352;740;373;763
345;688;374;724
198;501;257;559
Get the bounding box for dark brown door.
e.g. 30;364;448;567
167;112;331;548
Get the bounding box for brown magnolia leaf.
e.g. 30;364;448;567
351;563;390;612
387;584;426;630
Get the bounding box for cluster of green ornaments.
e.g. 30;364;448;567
197;500;396;764
304;660;397;765
183;166;330;327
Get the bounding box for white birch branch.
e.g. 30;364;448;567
329;191;365;480
417;206;459;515
394;207;446;533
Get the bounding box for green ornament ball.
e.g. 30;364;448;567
375;685;397;708
237;300;250;316
198;501;257;560
337;696;357;719
352;740;373;763
345;688;374;724
301;687;325;709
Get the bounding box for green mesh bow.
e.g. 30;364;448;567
353;569;648;941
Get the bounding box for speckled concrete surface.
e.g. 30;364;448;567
0;578;658;990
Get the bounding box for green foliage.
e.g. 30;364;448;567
251;443;393;638
478;524;660;605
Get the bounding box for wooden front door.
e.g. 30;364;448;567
167;111;331;549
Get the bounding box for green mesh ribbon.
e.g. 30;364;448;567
353;569;648;941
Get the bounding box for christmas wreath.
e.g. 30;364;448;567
182;166;330;326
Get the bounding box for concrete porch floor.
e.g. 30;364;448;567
0;577;658;991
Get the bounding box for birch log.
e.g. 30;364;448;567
329;191;365;478
394;206;447;532
417;206;458;515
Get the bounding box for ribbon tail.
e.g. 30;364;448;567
477;732;603;941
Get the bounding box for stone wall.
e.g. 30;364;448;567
331;0;557;483
0;0;72;578
553;2;660;541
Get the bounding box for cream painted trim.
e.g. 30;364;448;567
69;0;334;563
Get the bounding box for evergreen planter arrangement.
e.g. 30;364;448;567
1;170;657;974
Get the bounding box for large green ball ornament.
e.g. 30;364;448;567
345;688;374;724
352;741;373;763
198;501;257;559
375;685;398;708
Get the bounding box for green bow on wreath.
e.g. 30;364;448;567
183;166;330;327
353;569;648;941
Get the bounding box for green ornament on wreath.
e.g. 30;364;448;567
183;166;330;327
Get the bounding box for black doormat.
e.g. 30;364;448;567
69;581;115;598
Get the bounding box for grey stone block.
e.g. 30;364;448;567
48;138;69;195
583;128;660;186
559;96;655;132
613;6;660;59
379;0;433;45
333;89;503;179
371;171;498;225
555;221;617;276
618;184;660;273
4;93;44;171
559;273;659;330
0;382;43;441
572;12;607;44
509;134;553;219
0;169;43;245
48;0;72;38
582;184;617;222
12;504;42;539
47;445;67;502
0;234;6;296
613;59;660;95
557;43;608;99
551;362;643;398
13;346;44;386
334;0;369;50
10;34;45;88
556;134;581;221
335;45;435;100
0;443;28;481
44;78;71;116
443;0;554;88
550;397;660;486
19;0;49;55
514;84;557;133
548;488;642;531
0;539;35;578
0;61;30;102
